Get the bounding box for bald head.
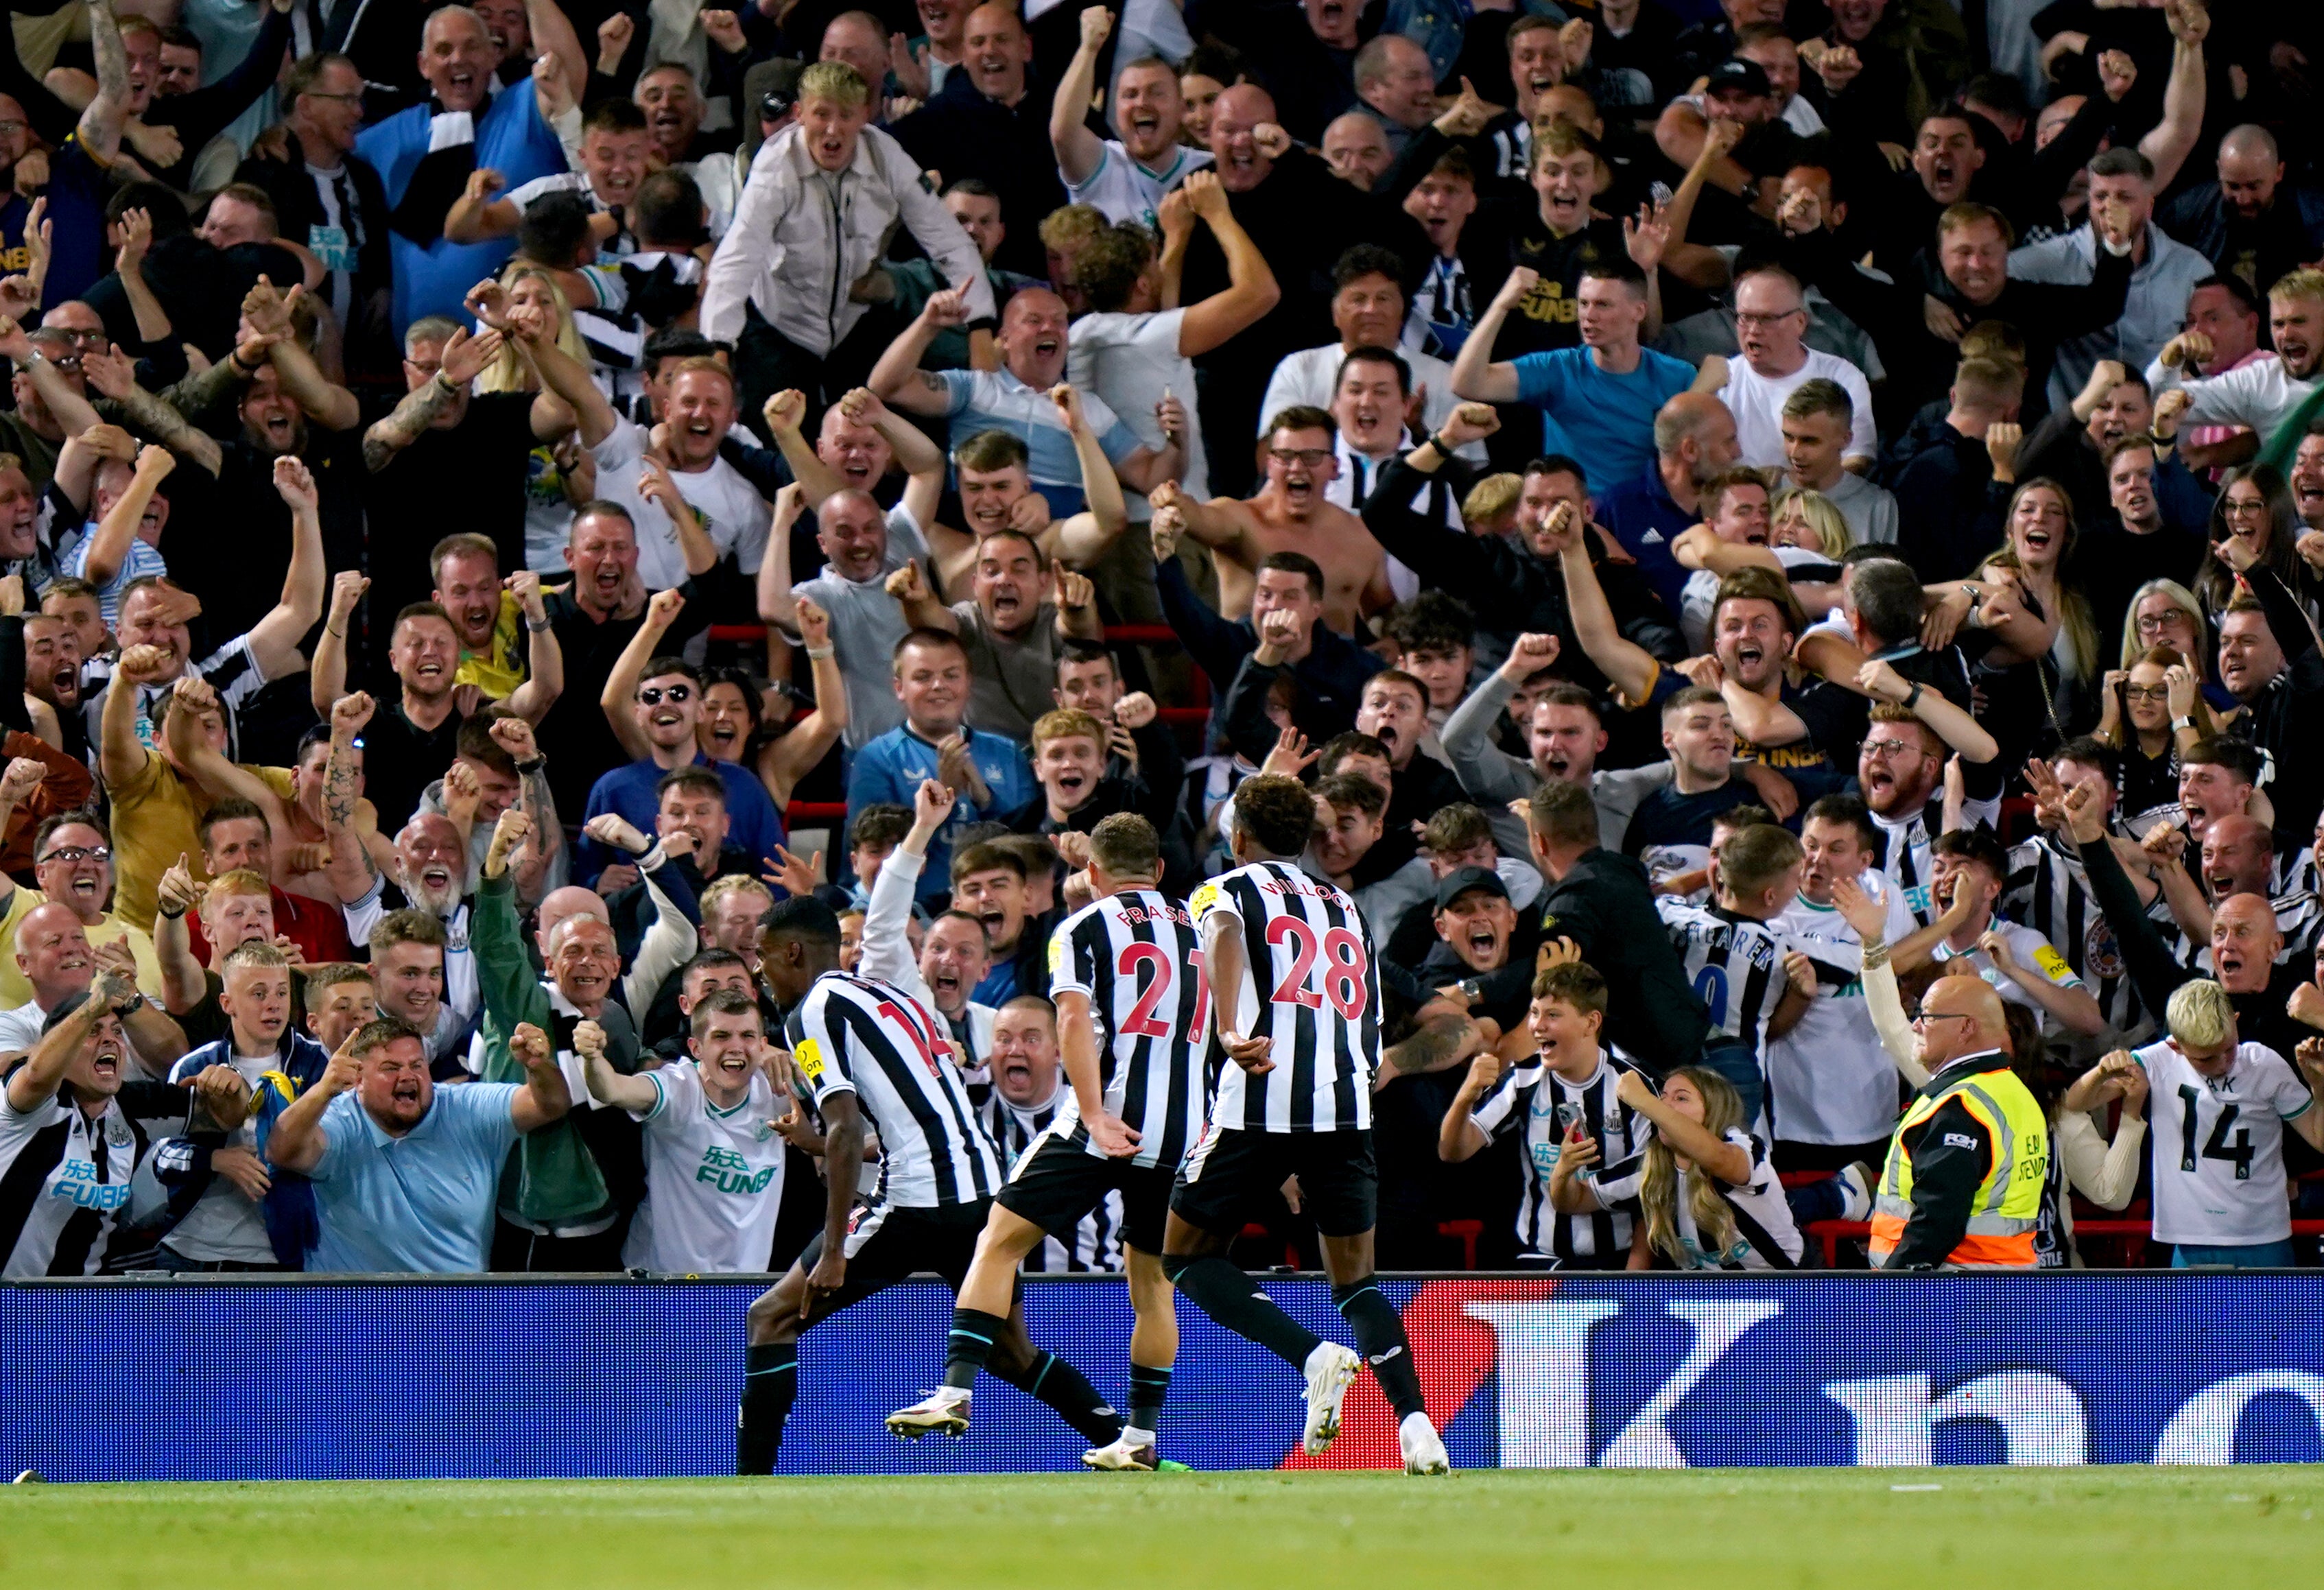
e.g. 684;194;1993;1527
1211;84;1281;191
1652;392;1742;485
2210;892;2283;992
536;885;611;958
1914;971;2009;1069
2218;124;2284;221
2200;814;2274;901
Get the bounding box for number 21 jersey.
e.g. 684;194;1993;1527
1047;887;1209;1172
1189;861;1381;1134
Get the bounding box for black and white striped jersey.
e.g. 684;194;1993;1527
785;971;1003;1209
0;1083;182;1277
1669;1128;1803;1270
980;1092;1125;1272
1871;798;2000;927
1656;898;1790;1057
1189;860;1382;1134
1469;1052;1651;1265
2006;833;2148;1041
1045;888;1209;1172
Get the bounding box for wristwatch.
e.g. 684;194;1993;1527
116;992;147;1015
1459;977;1485;1004
2171;715;2194;732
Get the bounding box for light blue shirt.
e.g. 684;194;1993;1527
307;1084;523;1273
1510;346;1697;485
2007;222;2211;415
60;527;167;628
845;724;1035;904
936;368;1142;515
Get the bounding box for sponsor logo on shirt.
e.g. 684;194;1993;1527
696;1145;775;1196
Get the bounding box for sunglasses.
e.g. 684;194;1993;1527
638;685;693;706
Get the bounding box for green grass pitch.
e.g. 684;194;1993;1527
5;1468;2320;1587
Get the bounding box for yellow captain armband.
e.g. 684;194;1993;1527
2031;943;2074;984
794;1037;826;1080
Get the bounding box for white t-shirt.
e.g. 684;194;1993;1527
622;1062;786;1274
2135;1039;2311;1247
1063;139;1210;228
1067;306;1207;513
1768;872;1916;1147
0;999;45;1054
589;414;772;589
1716;347;1877;471
1930;920;2084;1032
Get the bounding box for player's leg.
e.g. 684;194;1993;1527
982;1284;1127;1450
1164;1131;1360;1454
1309;1133;1449;1476
737;1262;811;1475
1085;1171;1179;1471
886;1202;1047;1438
742;1211;900;1471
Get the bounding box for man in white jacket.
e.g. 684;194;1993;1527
701;62;995;429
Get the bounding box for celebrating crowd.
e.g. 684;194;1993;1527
5;0;2324;1286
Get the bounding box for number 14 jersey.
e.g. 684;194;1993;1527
1189;861;1382;1134
1047;887;1211;1172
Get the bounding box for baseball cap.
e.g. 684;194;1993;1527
1704;58;1772;98
1434;866;1510;912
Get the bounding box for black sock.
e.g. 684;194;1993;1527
736;1342;798;1475
1334;1280;1425;1422
1127;1364;1171;1434
1165;1253;1323;1368
991;1349;1123;1447
942;1307;1008;1393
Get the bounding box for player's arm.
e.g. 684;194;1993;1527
1054;985;1135;1157
807;1086;864;1302
572;1014;656;1113
1197;897;1270;1073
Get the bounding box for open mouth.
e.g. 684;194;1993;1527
1525;69;1558;97
817;132;846;161
1373;724;1399;751
651;707;684;731
988;587;1022;619
1467;926;1499;960
65;875;99;905
1054;769;1087;798
977;910;1007;940
1541;748;1572;779
705;720;739;751
2021;525;2053;555
684;417;715;444
1734;640;1766;672
89;1046;119;1081
261;412;294;444
393;1078;423;1104
716;1049;750;1077
1544;191;1582;222
929;964;961;1002
2215;946;2244;980
420;864;453;894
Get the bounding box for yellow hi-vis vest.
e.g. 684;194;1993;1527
1868;1062;2048;1268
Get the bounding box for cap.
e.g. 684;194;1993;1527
1434;865;1510;912
1703;58;1772;99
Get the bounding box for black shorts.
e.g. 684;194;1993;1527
1170;1126;1378;1239
997;1132;1174;1255
793;1198;988;1312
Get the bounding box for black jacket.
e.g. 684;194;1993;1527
890;73;1065;279
1880;1049;2010;1270
1537;849;1711;1071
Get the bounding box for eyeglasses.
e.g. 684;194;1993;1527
2122;685;2169;702
1862;738;1932;761
2134;613;2187;633
1734;308;1804;327
638;684;693;706
1912;1010;1976;1028
2222;498;2269;517
0;121;27;137
37;845;109;865
51;329;106;345
1268;447;1332;466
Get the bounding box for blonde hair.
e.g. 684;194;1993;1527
700;874;774;917
2166;978;2233;1049
1031;708;1106;750
2270;266;2324;306
1769;486;1850;559
797;60;870;108
1637;1066;1747;1268
480;266;588;394
1462;471;1522;530
2119;578;2208;670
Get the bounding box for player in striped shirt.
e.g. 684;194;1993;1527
1657;823;1809;1132
1162;774;1450;1476
735;878;1124;1473
1439;962;1652;1266
892;811;1202;1471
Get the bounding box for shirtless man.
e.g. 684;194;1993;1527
1149;406;1390;635
769;385;1131;597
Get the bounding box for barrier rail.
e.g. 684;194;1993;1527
10;1273;2323;1479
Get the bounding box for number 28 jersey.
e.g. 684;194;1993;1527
1189;861;1381;1134
1047;886;1210;1172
